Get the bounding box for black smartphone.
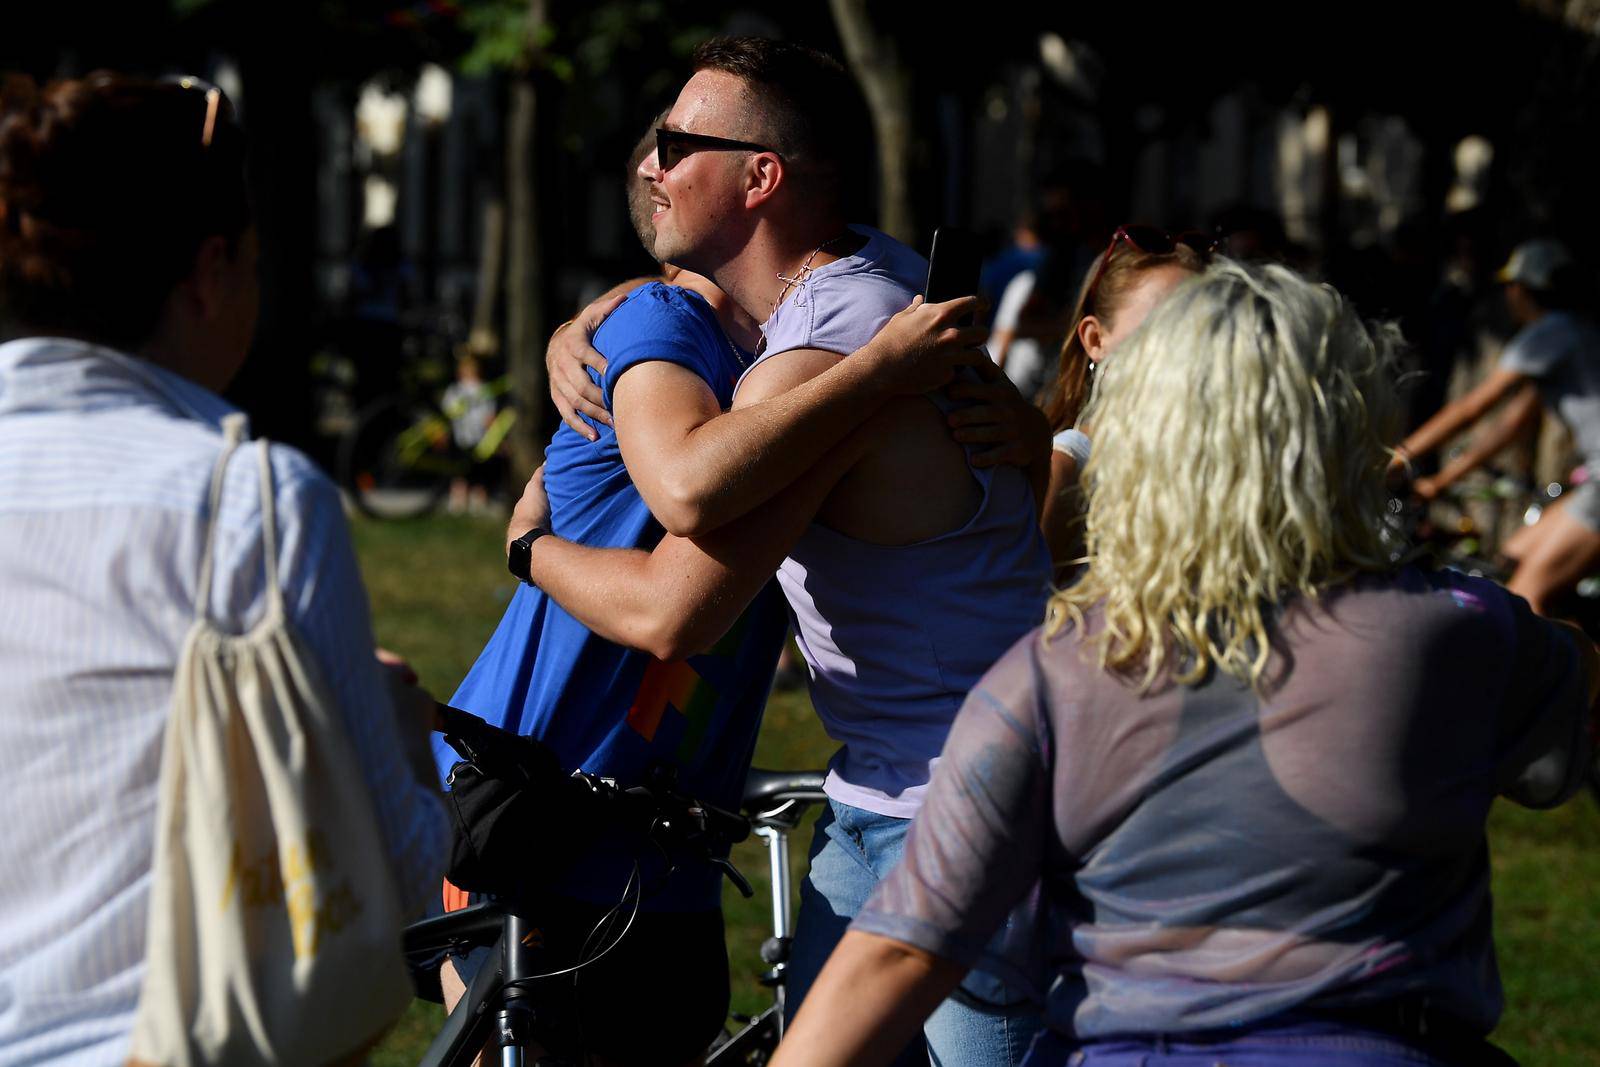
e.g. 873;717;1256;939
923;227;982;324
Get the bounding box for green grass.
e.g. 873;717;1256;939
1487;800;1600;1065
353;513;1600;1066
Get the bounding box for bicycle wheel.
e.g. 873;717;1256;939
338;394;462;520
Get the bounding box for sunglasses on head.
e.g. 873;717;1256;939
162;74;233;148
654;127;780;171
1083;224;1220;309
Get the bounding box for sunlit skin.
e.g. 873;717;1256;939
1077;262;1193;365
636;69;781;284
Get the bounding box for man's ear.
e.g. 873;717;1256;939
743;152;785;210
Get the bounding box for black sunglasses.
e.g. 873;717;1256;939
655;127;779;171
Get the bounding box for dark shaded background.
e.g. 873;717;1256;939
6;0;1598;475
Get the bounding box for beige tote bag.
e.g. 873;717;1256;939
129;416;413;1066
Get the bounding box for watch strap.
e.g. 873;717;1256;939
507;526;550;583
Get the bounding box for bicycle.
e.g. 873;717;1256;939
404;708;828;1066
338;377;517;521
705;768;827;1065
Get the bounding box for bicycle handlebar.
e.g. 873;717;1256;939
435;703;753;895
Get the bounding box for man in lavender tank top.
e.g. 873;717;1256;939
516;38;1053;1064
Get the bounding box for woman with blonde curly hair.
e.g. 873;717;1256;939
773;262;1598;1067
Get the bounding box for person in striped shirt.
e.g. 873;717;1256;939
0;72;447;1066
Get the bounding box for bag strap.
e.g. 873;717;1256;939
254;437;285;620
192;419;288;627
193;418;288;626
194;414;249;621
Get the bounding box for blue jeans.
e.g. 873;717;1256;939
785;797;1041;1067
1021;1021;1509;1066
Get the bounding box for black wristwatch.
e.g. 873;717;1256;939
507;526;551;584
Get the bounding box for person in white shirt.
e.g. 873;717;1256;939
0;72;447;1066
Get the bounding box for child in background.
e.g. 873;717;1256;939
443;353;498;513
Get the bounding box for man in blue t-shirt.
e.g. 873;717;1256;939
433;121;792;1064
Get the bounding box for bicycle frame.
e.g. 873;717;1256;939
408;769;826;1067
709;777;827;1065
407;902;534;1067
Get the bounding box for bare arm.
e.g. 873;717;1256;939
515;425;874;661
1415;382;1541;499
769;931;966;1067
1039;450;1084;575
1397;367;1529;467
614;296;988;538
505;312;923;659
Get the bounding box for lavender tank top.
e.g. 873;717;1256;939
738;226;1052;817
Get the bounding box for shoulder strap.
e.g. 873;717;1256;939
255;438;285;620
194;414;250;622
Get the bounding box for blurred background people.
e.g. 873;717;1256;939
986;169;1109;403
1397;238;1600;616
442;352;499;513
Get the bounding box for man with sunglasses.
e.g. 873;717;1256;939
511;36;1054;1067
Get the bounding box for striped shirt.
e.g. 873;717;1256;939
0;337;447;1066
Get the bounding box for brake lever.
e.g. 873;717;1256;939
712;856;754;899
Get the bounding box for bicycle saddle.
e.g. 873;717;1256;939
741;768;827;813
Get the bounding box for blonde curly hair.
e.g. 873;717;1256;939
1045;260;1403;690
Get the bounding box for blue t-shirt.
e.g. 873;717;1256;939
442;283;787;911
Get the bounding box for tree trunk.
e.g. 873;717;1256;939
469;196;505;357
504;0;548;483
828;0;915;243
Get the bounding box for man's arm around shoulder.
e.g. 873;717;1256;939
610;296;988;538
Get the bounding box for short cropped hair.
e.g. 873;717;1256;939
0;72;251;349
691;36;868;213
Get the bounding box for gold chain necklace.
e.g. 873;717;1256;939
772;232;854;310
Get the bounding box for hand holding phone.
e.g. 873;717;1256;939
924;227;983;325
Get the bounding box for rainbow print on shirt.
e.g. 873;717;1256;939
624;613;750;762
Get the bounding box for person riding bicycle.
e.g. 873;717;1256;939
1396;238;1600;616
0;73;446;1065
